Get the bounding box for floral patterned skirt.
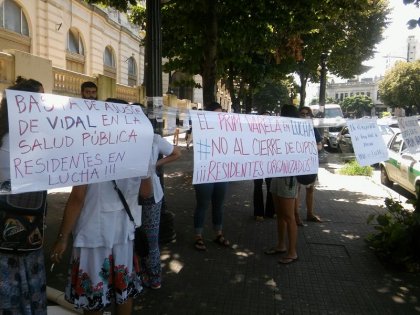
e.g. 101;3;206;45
65;241;142;311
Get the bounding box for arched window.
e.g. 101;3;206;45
104;46;115;67
67;28;84;55
0;0;29;36
103;46;116;78
127;56;137;86
66;28;85;73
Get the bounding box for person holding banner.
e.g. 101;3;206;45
294;106;323;225
50;99;153;314
139;133;181;289
193;102;230;251
253;111;275;222
267;104;300;264
80;81;98;100
0;77;48;315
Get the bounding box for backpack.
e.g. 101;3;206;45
0;181;47;253
296;174;318;185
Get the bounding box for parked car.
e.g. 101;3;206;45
379;132;420;198
337;124;395;154
323;125;346;150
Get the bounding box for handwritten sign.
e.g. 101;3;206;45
190;110;319;184
397;116;420;153
347;118;388;166
6;90;153;193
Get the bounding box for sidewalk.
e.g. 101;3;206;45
45;140;420;314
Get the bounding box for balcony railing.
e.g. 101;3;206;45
53;67;97;97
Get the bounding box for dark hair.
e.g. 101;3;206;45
205;101;222;112
299;106;314;118
105;98;129;104
0;77;44;146
81;81;97;92
280;104;299;118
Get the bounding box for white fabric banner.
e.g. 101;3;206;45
190;110;319;184
6;90;153;193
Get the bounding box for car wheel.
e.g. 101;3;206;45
380;166;393;187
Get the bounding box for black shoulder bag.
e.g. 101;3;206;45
112;180;149;258
0;180;47;253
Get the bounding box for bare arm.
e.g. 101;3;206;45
51;185;88;263
139;177;153;200
156;145;181;168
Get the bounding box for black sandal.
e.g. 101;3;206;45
194;238;207;251
213;235;231;248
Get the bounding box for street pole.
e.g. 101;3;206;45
145;0;163;130
318;52;328;117
145;0;176;243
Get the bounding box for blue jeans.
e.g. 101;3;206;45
193;182;227;235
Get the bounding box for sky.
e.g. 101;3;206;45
361;0;420;78
305;0;420;102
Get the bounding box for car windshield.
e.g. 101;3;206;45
325;108;343;118
329;126;343;132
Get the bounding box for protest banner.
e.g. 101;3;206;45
346;118;388;166
397;116;420;153
5;90;153;193
190;110;319;184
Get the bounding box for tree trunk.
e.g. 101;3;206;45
226;72;241;113
201;0;218;108
299;72;308;109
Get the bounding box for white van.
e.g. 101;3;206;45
310;104;344;119
310;104;346;149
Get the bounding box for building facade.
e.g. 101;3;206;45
326;77;386;116
1;0;145;87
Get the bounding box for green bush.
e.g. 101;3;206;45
366;198;420;272
338;160;373;176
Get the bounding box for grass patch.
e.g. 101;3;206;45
338;159;373;176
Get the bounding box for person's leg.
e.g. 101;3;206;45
278;197;298;261
211;182;227;236
253;179;264;218
115;298;133;315
173;128;179;145
140;199;162;288
294;185;303;225
193;183;213;249
272;194;287;251
306;185;322;222
265;178;275;218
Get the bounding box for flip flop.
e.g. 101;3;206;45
264;247;287;255
306;215;322;223
278;256;298;264
194;238;207;251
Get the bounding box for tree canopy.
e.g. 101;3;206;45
378;60;420;114
85;0;389;113
341;95;374;118
295;0;389;107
